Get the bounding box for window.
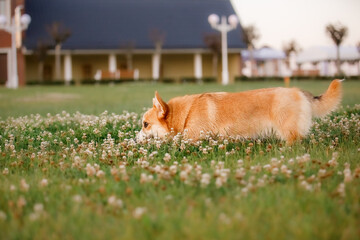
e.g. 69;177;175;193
119;63;128;70
0;53;7;84
0;0;10;22
43;64;53;81
82;64;93;79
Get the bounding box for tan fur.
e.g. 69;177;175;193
310;80;343;117
137;80;343;145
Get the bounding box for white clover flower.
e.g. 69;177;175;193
215;177;223;188
2;168;9;175
110;167;119;176
20;179;29;192
288;158;294;165
241;187;248;196
263;164;271;171
140;173;148;184
300;180;313;192
154;165;161;174
257;178;266;187
280;165;289;174
219;213;231;225
235;168;246;179
169;165;177;175
40;178;48;187
108;195;123;208
180;171;188;181
128;151;134;157
72;195;82;203
29;212;39;221
34;203;44;213
93;128;100;135
72;156;85;169
0;211;6;221
336;183;346;197
163;153;171;162
250;165;261;173
85;164;96;177
133;207;147;219
140;173;153;184
318;169;326;178
119;165;127;174
96;170;105;178
343;163;352;183
17;196;27;208
200;173;211;188
10;185;16;192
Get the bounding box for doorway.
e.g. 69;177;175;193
0;53;8;85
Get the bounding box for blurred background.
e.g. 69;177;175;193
0;0;359;118
0;0;359;87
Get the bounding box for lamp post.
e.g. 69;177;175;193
0;5;31;89
208;14;238;85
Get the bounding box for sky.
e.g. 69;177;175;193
231;0;360;50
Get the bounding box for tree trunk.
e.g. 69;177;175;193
249;45;257;77
38;61;44;83
212;53;218;78
336;45;341;75
55;44;62;80
126;53;133;70
152;42;162;80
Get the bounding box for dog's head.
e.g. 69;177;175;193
137;91;170;142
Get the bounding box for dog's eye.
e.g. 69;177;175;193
143;122;149;128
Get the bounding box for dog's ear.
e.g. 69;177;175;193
153;91;168;119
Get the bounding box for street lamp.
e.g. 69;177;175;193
208;14;238;85
0;5;31;89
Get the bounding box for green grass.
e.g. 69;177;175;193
1;79;359;119
0;80;359;240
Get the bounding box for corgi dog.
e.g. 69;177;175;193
137;80;343;145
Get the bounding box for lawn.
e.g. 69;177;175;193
0;80;359;240
1;79;359;118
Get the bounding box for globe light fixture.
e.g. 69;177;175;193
208;13;238;85
0;5;31;89
20;14;31;28
228;14;238;28
208;14;220;26
0;15;7;27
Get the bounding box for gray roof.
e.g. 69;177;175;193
24;0;247;50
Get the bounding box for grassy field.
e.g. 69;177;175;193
0;80;359;239
1;79;360;118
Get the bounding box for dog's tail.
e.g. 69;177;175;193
308;79;343;118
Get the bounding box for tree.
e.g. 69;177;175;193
242;25;260;76
120;41;136;71
357;42;360;75
325;23;348;75
203;33;221;78
47;22;71;81
34;40;52;82
282;40;301;68
149;28;165;80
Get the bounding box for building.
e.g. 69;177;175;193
0;0;26;86
295;46;360;76
241;47;288;77
0;0;247;86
